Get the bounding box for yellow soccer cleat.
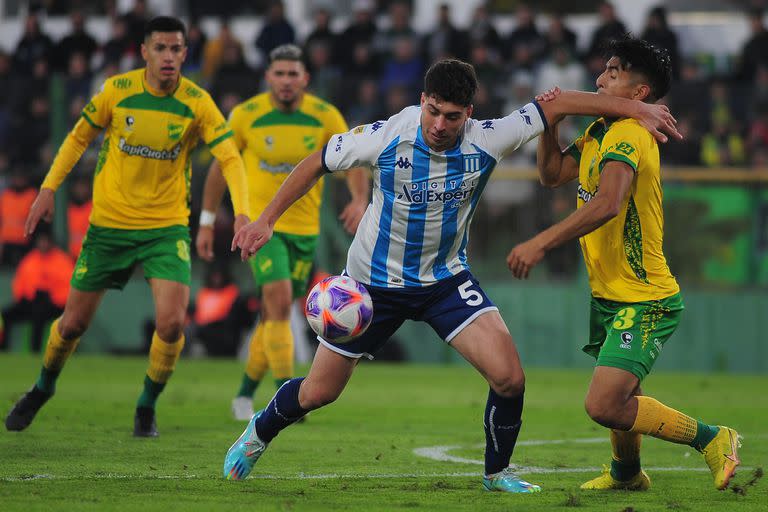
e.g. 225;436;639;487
580;465;651;491
701;426;741;490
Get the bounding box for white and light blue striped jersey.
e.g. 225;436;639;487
322;102;547;288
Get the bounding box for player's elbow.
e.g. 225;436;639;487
537;170;561;189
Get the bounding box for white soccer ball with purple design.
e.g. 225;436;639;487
305;275;373;343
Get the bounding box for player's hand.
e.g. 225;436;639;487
25;188;55;237
232;217;273;261
233;214;250;234
339;199;367;235
636;103;682;143
506;238;546;280
195;226;215;262
535;86;562;103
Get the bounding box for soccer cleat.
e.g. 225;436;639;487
700;426;741;490
580;465;651;491
224;410;268;480
133;406;159;437
482;467;542;493
5;386;52;431
231;396;254;421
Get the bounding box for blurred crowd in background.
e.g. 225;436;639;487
1;0;768;274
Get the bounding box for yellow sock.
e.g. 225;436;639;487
146;332;185;384
244;323;269;381
43;319;80;372
630;396;697;445
611;429;641;463
262;319;293;380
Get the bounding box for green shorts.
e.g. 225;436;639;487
583;293;684;381
248;232;317;299
72;224;191;291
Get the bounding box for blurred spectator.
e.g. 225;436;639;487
471;82;502;120
210;41;257;106
0;228;73;353
336;0;378;72
304;7;337;59
189;264;258;357
468;43;503;99
54;11;97;73
543;13;578;59
0;169;36;266
306;41;341;103
661;114;701;166
424;3;469;62
100;16;137;72
641;6;680;79
202;19;244;83
12;12;53;75
346;79;383;127
587;2;627;59
467;4;503;61
121;0;150;49
12;95;51;167
506;3;545;71
383;84;411;117
379;37;423;100
534;44;587;93
64;52;92;104
255;1;296;63
184;18;208;75
374;1;419;61
67;175;92;259
668;58;709;127
749;65;768;116
701;119;747;167
0;52;12;151
736;8;768;82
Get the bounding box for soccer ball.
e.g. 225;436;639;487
305;275;373;343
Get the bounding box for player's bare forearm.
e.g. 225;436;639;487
345;167;370;203
261;150;326;227
202;161;228;213
537;91;681;143
536;122;576;188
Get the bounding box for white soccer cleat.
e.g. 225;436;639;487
231;396;254;421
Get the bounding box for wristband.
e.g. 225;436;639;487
199;209;216;227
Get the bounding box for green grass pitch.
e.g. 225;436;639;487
1;354;765;511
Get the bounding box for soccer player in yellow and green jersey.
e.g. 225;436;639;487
5;17;249;438
507;37;740;491
196;44;369;421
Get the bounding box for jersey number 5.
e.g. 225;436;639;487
458;280;483;307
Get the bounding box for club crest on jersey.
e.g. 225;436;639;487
265;136;274;149
463;153;481;172
168;123;183;141
125;116;135;130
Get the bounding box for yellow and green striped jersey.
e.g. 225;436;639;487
566;117;679;302
228;92;348;235
79;69;235;229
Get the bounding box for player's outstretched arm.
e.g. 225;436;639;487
232;149;326;260
26;118;101;236
536;89;681;143
507;161;634;279
339;168;370;234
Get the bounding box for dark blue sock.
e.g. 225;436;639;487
483;387;524;475
254;377;309;443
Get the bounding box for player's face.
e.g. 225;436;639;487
420;93;472;152
595;56;647;101
266;60;309;108
142;31;187;90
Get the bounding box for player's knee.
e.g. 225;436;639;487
263;295;292;321
155;313;185;342
58;315;88;339
490;372;525;398
584;397;620;428
300;385;342;410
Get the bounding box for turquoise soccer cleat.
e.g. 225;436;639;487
223;410;268;480
482;467;542;493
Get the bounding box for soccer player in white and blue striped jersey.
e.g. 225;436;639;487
224;59;681;491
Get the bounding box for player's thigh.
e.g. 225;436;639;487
139;225;192;287
148;277;191;321
594;294;684;382
260;279;293;320
450;310;525;393
299;343;360;408
70;225;139;292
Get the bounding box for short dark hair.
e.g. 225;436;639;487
424;59;478;107
606;36;671;101
144;16;187;43
269;44;304;65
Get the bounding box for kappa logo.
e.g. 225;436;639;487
620;331;633;349
481;120;494;130
518;107;532;126
396;156;412;169
371;121;384;132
